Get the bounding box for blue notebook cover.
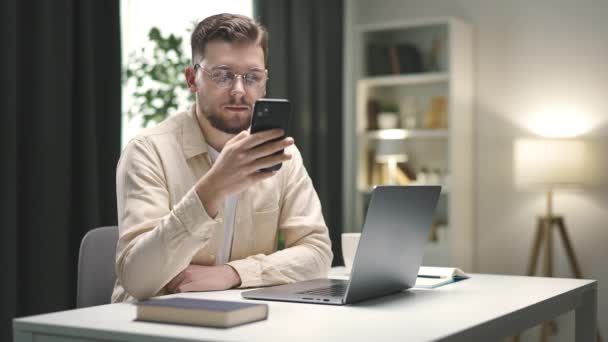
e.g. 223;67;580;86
137;298;262;312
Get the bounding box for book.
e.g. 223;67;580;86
415;266;469;288
396;43;423;74
135;298;268;328
366;44;392;76
328;266;468;289
366;43;423;76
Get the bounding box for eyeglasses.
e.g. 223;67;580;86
193;64;268;90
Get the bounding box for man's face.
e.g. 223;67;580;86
193;41;266;134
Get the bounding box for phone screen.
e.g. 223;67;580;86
250;98;291;171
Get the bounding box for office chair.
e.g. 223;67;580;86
77;226;119;308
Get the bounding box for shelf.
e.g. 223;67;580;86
362;129;449;140
359;72;448;87
358;186;449;195
344;14;473;270
356;17;454;33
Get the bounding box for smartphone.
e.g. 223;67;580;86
250;98;292;172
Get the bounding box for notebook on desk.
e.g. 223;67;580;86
242;185;441;305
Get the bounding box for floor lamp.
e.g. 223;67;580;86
513;138;601;342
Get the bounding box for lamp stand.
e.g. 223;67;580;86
513;189;601;342
386;157;398;185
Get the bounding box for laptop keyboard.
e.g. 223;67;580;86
297;283;348;297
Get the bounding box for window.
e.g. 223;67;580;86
120;0;253;148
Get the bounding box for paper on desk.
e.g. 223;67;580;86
415;266;469;288
418;266;468;279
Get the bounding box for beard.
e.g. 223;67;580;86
202;101;252;134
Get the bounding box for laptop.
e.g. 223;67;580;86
242;185;441;305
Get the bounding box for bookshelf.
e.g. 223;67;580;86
343;14;474;270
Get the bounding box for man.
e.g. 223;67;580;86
111;13;333;302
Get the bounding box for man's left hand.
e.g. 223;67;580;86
166;264;242;293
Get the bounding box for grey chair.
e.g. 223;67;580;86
77;226;119;308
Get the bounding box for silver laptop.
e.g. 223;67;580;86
242;185;441;305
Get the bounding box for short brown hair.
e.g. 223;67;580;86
191;13;268;66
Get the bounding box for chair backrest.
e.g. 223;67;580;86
77;226;119;308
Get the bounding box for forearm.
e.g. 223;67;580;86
227;227;333;288
117;188;223;299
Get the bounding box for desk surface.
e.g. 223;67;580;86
13;273;596;342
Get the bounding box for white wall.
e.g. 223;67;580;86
350;0;608;340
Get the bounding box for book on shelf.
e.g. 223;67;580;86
135;297;268;328
366;43;423;76
396;43;423;74
366;44;392;76
415;266;469;288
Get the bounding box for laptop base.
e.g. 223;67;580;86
242;278;347;305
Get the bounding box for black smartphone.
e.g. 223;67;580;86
250;98;292;172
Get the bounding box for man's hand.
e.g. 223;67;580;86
166;264;242;293
196;129;294;217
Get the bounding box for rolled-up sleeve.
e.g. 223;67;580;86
115;138;222;299
227;147;333;287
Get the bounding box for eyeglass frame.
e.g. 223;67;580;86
193;63;269;90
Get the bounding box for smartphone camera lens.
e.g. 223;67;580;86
258;106;269;117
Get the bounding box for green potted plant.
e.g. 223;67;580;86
377;100;400;129
124;27;194;127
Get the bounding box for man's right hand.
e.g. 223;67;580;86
195;129;294;217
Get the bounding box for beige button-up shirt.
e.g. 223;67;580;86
111;108;333;302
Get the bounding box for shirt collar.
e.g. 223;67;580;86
181;105;209;159
207;144;220;162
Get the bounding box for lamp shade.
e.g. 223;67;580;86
514;138;586;189
375;138;408;163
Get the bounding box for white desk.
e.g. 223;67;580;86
13;272;597;342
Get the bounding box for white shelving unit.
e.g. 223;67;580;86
343;10;474;271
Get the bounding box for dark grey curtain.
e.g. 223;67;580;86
1;0;121;340
254;0;344;265
1;0;18;339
